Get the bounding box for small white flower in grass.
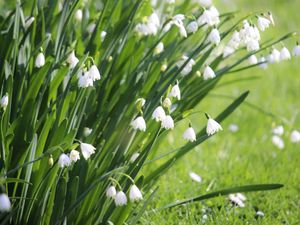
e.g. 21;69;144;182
0;94;8;109
256;211;265;217
161;115;174;130
154;42;164;55
268;48;280;63
106;186;117;198
169;82;181;100
257;16;270;32
272;135;284;149
229;193;246;208
87;23;96;34
83;127;92;137
101;31;107;42
272;125;284;136
163;98;172;109
0;193;11;212
131;116;146;132
67;51;79;69
293;43;300;56
183;127;196;142
189;172;201;183
88;65;101;81
35;52;45;68
115;191;127;206
176;55;195;76
197;6;220;27
290;130;300;143
248;55;258;65
130;152;140;163
58;153;71;168
206;114;222;136
152;106;166;122
223;46;235;57
197;0;212;8
187;21;198;34
25;17;35;29
78;72;93;88
129;185;143;202
246;39;260;52
80;143;96;160
236;193;246;201
203;65;215;80
280;47;291;61
75;9;83;22
259;56;268;69
70;150;80;163
208;28;221;45
229;123;239;133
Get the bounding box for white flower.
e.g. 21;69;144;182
169;83;181;100
272;125;284;136
229;123;239;133
88;65;101;81
83;127;93;137
25;17;35;29
154;42;164;55
208;28;221;45
0;194;11;212
67;51;79;69
106;186;117;198
196;0;212;8
189;172;202;183
187;21;198;34
268;48;281;63
272;135;284;149
183;127;196;142
35;52;45;68
166;14;187;38
248;55;258;65
75;9;83;22
58;153;71;168
101;31;107;42
78;72;94;88
203;65;215;80
115;191;127;206
223;46;235;57
161;115;174;130
152;106;166;122
257;16;270;31
130;152;140;163
87;23;96;34
280;47;291;61
176;55;195;76
129;185;143;202
80;143;96;160
70;150;80;163
197;6;220;27
293;44;300;56
259;56;268;69
256;211;265;217
163;98;172;109
229;193;246;208
135;12;160;36
206;115;222;135
246;39;260;52
0;94;8;109
290;130;300;143
161;64;168;72
131;116;146;132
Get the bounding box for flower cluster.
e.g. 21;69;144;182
271;124;300;150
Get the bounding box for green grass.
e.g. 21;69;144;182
143;1;300;224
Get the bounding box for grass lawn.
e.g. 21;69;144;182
143;0;300;224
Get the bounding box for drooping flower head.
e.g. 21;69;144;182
129;185;143;202
80;143;96;160
152;106;166;122
106;186;117;198
183;127;196;142
58;153;71;168
161;115;174;130
70;150;80;163
206;113;222;135
115;191;127;206
0;193;11;212
131;116;146;132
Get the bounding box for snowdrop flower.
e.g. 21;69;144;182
161;115;174;130
280;47;291;61
196;0;212;8
130;152;140;163
272;125;284;136
176;55;195;76
183;127;196;142
101;31;107;42
189;172;202;183
256;211;265;217
35;52;45;68
106;186;117;198
223;46;235;57
131;116;146;132
25;17;35;29
229;123;239;133
293;43;300;56
154;42;164;55
206;114;222;135
246;39;260;52
75;9;83;22
197;6;220;27
187;21;198;34
203;65;216;80
208;28;221;45
67;51;79;69
58;153;71;168
290;130;300;143
87;23;96;34
83;127;92;137
88;65;101;81
135;12;160;36
169;83;181;100
115;191;127;206
70;150;80;163
163;98;172;109
257;16;270;31
0;94;8;109
78;72;93;88
268;48;281;63
229;193;245;208
0;194;11;212
248;55;258;65
129;185;143;202
165;14;187;38
80;143;96;160
272;135;284;149
152;106;166;122
259;56;268;69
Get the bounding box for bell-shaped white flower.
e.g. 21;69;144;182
246;39;260;52
134;12;160;36
163;98;172;109
268;48;281;63
83;127;92;137
203;65;216;80
290;130;300;143
88;65;101;81
189;172;202;183
101;31;107;42
293;44;300;56
154;42;164;55
78;72;93;88
161;115;174;130
176;55;195;76
280;47;291;61
129;185;143;202
208;28;221;45
229;193;246;208
152;106;166;122
272;125;284;136
197;6;220;27
131;116;146;132
259;56;268;69
0;193;11;212
25;17;35;29
169;83;181;100
130;152;140;163
197;0;212;8
80;143;96;160
257;16;270;31
206;114;222;135
183;127;196;142
248;55;258;65
115;191;127;206
75;9;83;22
58;153;71;168
0;94;8;109
87;23;96;34
70;150;80;163
67;51;79;69
272;135;284;149
223;46;235;57
187;21;198;34
35;52;45;68
106;186;117;198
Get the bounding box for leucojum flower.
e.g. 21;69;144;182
131;116;146;132
106;186;117;198
183;126;196;142
80;143;96;160
35;51;45;68
0;94;8;109
58;153;71;168
206;114;223;135
169;82;181;100
0;193;11;212
70;150;80;163
115;191;127;206
161;115;174;130
129;185;143;202
152;106;166;122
